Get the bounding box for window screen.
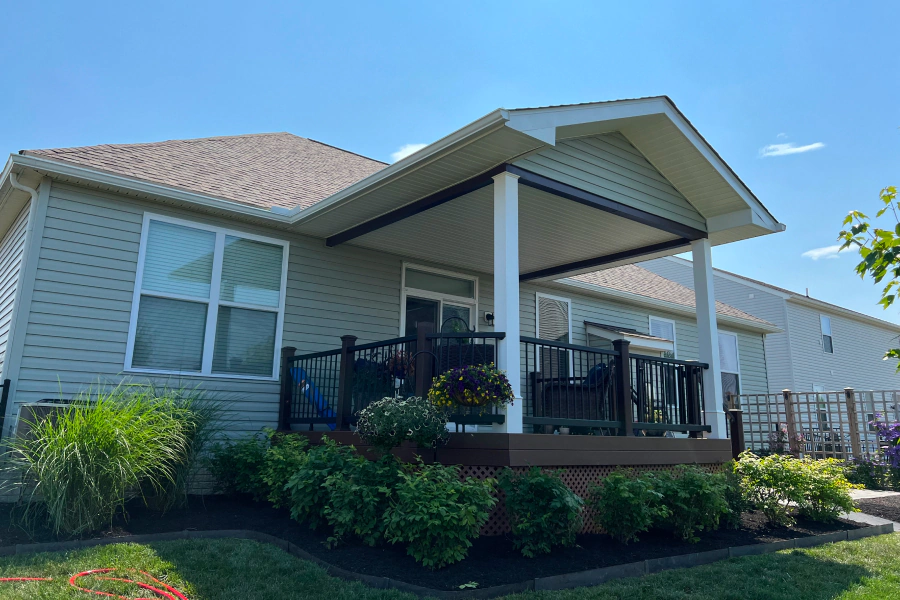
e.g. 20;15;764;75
538;296;570;343
821;315;834;353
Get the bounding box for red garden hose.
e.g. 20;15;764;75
0;569;189;599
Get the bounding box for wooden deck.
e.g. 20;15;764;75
293;431;732;467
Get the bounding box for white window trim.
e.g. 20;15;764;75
124;212;290;381
820;314;834;354
648;315;678;358
535;292;573;343
718;329;741;390
400;262;478;335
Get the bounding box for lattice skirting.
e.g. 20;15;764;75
460;464;723;536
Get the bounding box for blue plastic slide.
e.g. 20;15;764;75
291;367;337;430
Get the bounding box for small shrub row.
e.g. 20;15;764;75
589;466;733;544
735;452;857;526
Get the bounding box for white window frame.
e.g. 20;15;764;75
718;330;741;393
400;262;478;335
820;314;834;354
535;292;573;343
124;213;290;381
648;315;678;358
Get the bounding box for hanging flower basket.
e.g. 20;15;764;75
428;363;514;411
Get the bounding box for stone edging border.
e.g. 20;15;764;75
0;524;893;599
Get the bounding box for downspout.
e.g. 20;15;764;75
0;172;39;439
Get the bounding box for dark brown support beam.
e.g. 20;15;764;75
519;238;692;282
325;164;508;247
326;163;708;248
506;164;707;241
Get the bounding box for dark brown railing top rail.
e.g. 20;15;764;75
287;348;341;362
520;336;619;356
630;353;709;369
427;331;507;340
347;335;417;353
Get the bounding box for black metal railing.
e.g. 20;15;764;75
522;337;620;432
279;326;507;430
631;354;707;434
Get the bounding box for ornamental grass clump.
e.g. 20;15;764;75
428;363;514;411
6;383;198;536
356;396;449;453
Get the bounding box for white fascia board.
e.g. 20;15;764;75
9;154;292;225
707;209;786;234
286;109;511;224
559;277;782;334
786;295;900;333
506;97;783;233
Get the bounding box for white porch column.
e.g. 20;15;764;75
493;172;523;433
691;238;727;439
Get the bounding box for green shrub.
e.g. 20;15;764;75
285;438;360;529
260;431;308;508
384;462;496;569
588;471;666;543
356;396;449;453
498;467;583;557
649;466;729;542
208;434;268;500
797;459;857;522
722;461;749;529
6;383;193;536
324;456;401;547
736;452;858;526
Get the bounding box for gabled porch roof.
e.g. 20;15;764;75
296;97;783;281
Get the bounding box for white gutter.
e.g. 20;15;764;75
284;108;511;223
558;278;782;334
7;172;38;205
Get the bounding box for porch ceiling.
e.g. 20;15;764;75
344;183;687;280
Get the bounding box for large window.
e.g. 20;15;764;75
126;214;289;379
401;264;477;335
820;315;834;354
718;331;741;398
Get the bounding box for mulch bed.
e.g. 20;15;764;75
856;495;900;523
0;495;863;591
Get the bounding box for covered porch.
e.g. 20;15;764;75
279;98;783;444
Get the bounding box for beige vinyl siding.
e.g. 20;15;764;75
513;133;706;232
16;183;403;434
14;183;767;434
786;302;900;392
0;203;30;379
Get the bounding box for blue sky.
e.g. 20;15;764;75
2;1;898;321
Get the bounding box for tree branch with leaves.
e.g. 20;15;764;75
838;185;900;367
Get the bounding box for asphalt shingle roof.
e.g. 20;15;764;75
568;264;773;326
21;132;387;211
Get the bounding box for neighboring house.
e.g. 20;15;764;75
0;97;784;456
641;256;900;393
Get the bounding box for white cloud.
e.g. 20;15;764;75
759;141;825;157
801;245;845;260
776;132;788;139
390;143;428;163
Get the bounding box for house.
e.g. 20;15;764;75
0;97;784;470
640;255;900;394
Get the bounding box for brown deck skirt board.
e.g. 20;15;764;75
292;432;732;467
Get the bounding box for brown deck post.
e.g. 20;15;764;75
844;387;863;458
612;339;634;436
335;335;357;431
686;364;703;438
728;407;745;460
278;346;297;431
782;389;800;457
414;322;435;398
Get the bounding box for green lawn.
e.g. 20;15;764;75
0;534;896;599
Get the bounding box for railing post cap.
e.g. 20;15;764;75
844;387;855;391
281;346;297;356
340;334;358;343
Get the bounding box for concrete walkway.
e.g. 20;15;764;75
846;489;900;531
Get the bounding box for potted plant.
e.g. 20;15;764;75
428;363;515;413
